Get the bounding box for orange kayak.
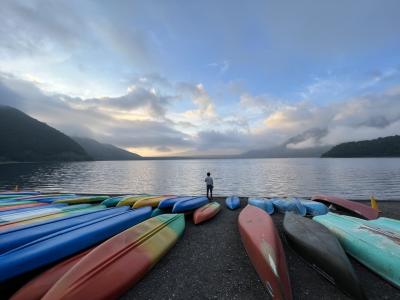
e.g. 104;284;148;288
238;205;292;300
193;202;221;224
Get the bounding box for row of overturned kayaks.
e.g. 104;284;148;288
239;194;399;300
0;191;222;299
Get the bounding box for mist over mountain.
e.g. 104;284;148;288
0;105;90;162
241;128;332;158
72;137;142;161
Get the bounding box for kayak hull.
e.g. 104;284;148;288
42;214;185;300
172;197;209;213
272;198;306;216
314;213;400;288
193;202;221;224
238;205;292;300
311;194;378;220
283;212;365;299
226;196;240;210
248;198;274;214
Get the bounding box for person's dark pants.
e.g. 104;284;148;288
207;185;213;200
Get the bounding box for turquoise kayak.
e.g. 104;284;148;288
247;198;274;214
314;213;400;288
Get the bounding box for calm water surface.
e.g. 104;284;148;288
1;158;400;199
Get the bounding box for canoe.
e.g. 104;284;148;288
172;196;209;213
284;213;365;299
226;196;240;210
311;194;379;220
55;195;109;204
11;249;92;300
133;196;173;208
238;205;292;300
299;200;328;216
158;196;194;209
116;195;151;207
0;207;130;254
314;213;400;287
101;196;125;207
0;203;67;216
0;205;105;232
151;208;166;217
193;202;221;225
0;206;152;282
0;202;47;211
42;214;185;300
272;198;306;216
248;198;274;214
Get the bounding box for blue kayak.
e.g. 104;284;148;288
0;206;152;282
0;206;131;254
247;198;274;214
34;194;78;203
300;199;328;216
272;198;306;216
226;196;240;210
0;203;67;216
158;196;194;209
172;196;209;213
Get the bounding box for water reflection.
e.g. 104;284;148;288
0;158;399;199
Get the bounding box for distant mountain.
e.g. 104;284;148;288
0;106;90;161
322;135;400;157
72;137;142;161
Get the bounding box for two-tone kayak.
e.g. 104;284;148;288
42;214;185;300
193;202;221;224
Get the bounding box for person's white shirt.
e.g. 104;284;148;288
205;176;213;186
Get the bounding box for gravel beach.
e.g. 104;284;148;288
123;198;400;300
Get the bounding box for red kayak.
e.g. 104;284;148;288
311;194;378;220
193;202;221;224
238;205;292;300
11;249;91;300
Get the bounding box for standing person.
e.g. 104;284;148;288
205;172;214;200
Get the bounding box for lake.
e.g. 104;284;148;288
1;158;399;199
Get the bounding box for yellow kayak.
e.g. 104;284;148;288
116;196;151;207
132;196;174;208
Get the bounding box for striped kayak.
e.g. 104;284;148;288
300;200;328;216
193;202;221;224
238;205;292;299
226;196;240;210
0;202;47;211
133;196;174;208
158;196;194;209
172;196;209;213
248;198;274;214
0;206;152;282
0;205;105;232
284;212;365;299
11;249;92;300
0;203;67;216
116;195;151;207
272;198;306;216
311;194;379;220
0;204;93;225
42;214;185;300
55;196;109;204
0;207;130;254
314;213;400;287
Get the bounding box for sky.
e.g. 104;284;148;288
0;0;400;156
